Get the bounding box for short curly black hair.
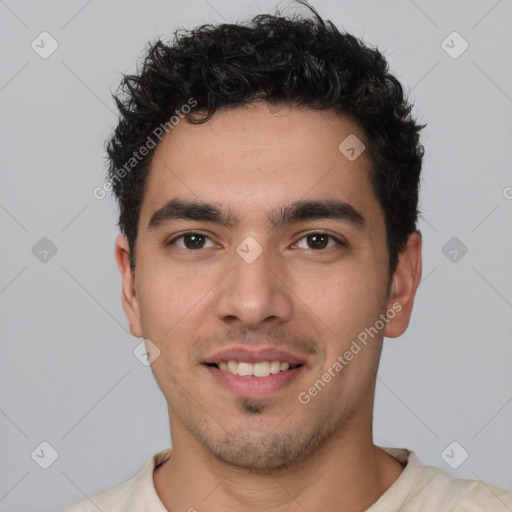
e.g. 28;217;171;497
105;2;424;280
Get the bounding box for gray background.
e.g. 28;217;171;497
1;0;511;511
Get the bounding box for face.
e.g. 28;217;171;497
116;101;421;470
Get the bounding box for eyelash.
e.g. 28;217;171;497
166;231;346;252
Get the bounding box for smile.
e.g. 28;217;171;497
207;360;302;378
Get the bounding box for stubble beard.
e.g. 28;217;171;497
184;397;350;472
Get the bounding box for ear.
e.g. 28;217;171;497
384;231;422;338
114;235;143;338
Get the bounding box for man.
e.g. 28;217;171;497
63;3;512;511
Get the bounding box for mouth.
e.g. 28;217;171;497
205;360;304;378
201;347;307;398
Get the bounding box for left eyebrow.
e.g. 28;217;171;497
269;199;367;231
147;198;367;232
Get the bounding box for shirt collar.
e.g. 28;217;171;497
127;448;172;511
126;446;418;511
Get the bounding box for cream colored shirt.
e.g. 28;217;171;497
61;446;512;511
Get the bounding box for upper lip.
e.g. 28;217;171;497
202;346;306;365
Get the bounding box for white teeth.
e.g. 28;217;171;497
269;360;281;374
215;360;298;377
253;361;270;377
237;362;253;376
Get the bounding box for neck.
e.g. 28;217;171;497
154;418;405;512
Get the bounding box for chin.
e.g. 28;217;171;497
204;423;328;471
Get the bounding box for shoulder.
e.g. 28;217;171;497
60;477;136;512
60;448;172;512
409;459;512;510
376;447;512;511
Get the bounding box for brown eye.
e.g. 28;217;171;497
307;233;329;249
168;232;214;250
295;232;344;250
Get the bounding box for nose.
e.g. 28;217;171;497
215;242;294;330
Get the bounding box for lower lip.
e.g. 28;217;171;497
204;364;305;398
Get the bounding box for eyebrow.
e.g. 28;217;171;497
147;198;367;232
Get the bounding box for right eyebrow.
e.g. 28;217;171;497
148;199;238;230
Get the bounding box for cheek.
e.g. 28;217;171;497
293;261;382;324
137;260;211;322
136;269;187;343
136;263;221;372
291;266;386;384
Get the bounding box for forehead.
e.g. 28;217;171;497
139;102;382;232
